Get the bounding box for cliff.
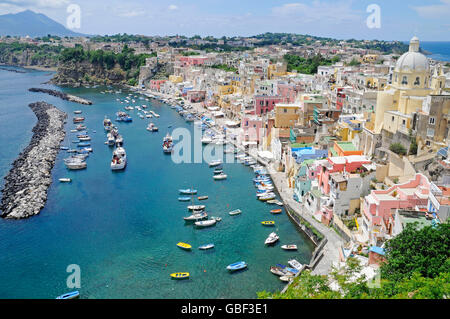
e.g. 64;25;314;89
0;47;59;69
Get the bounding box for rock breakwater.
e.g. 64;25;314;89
0;102;67;219
29;88;93;105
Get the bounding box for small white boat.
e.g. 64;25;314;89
281;245;298;251
187;205;205;211
209;160;222;167
213;173;227;180
199;244;214;250
73;110;82;114
265;232;279;245
194;219;217;228
59;178;71;183
201;136;213;144
229;209;242;216
111;147;127;170
288;259;303;271
279;275;294;282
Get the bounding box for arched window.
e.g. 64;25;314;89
414;77;420;86
402;76;408;85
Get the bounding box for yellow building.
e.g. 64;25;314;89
362;54;379;63
274;104;300;128
169;75;183;83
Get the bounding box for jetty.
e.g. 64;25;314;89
28;88;93;105
0;102;67;219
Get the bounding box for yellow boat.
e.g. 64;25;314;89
261;221;275;226
177;242;192;250
170;272;190;280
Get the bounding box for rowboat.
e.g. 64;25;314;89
266;200;278;205
170;272;189;280
261;221;275;226
227;261;247;272
270;209;282;214
59;178;71;183
213;173;227;180
265;232;279;245
259;194;276;201
199;244;214;250
275;201;284;206
178;197;191;202
279;275;294;282
197;196;208;201
229;209;242;216
187;205;205;211
179;189;197;195
176;242;192;250
74;110;82;114
56;291;80;299
288;259;303;271
194;219;217;227
281;245;298;250
270;266;286;276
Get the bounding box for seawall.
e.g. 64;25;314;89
0;102;67;219
29;88;93;105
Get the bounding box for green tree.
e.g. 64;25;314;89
389;143;407;156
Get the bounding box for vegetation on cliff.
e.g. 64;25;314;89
0;41;61;67
284;54;340;75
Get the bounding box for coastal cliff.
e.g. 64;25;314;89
0;102;66;219
0;43;60;70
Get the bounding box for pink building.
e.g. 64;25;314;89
253;95;285;115
179;56;208;66
187;90;206;103
149;80;166;92
277;83;299;104
241;116;264;143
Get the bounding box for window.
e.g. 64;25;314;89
414;77;420;86
392;116;395;122
284;108;287;113
402;76;408;85
427;128;435;137
426;140;431;146
429;117;435;125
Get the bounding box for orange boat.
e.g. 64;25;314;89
270;209;282;214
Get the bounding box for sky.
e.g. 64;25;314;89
0;0;449;41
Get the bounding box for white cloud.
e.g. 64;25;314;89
2;0;69;9
168;4;178;11
412;0;450;19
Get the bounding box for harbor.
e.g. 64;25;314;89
0;68;314;299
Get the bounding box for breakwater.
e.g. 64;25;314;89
0;67;26;73
28;88;93;105
0;102;66;219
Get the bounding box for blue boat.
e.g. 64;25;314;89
227;261;247;272
179;189;197;195
286;267;299;274
56;291;80;299
178;197;191;201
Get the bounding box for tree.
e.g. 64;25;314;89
389;143;407;156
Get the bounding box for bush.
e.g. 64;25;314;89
389;143;407;155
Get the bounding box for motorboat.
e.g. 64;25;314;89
176;242;192;250
227;262;247;272
213;173;227;180
115;135;124;146
77;135;91;141
199;244;214;250
194;219;216;227
111;147;127;170
64;157;87;170
187;205;205;211
261;221;275;226
209;160;222;167
201;136;213;144
265;232;279;245
107;132;115;146
56;291;80;299
178;197;191;201
103;118;112;131
75;124;86;131
270;209;282;214
170;272;189;280
73;117;84;123
281;245;298;251
179;189;197;195
229;209;242;216
288;259;303;271
74;110;82;114
147;123;158;132
59;178;71;183
213;169;223;174
279;275;294;282
184;212;208;221
162;133;173;153
197;196;208;201
270;266;286;276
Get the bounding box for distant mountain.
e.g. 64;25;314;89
0;10;86;38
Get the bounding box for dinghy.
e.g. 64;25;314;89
194;219;216;227
179;189;197;195
176;242;192;250
229;209;242;216
197;196;208;201
199;244;214;250
265;232;279;245
56;291;80;299
281;245;298;251
170;272;189;280
59;178;71;183
227;261;247;272
261;221;275;226
187;205;205;211
270;209;282;214
178;197;191;202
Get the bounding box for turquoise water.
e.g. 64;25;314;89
0;66;314;299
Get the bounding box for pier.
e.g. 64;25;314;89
28;88;93;105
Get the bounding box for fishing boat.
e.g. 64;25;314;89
265;232;279;245
59;178;71;183
178;197;191;202
281;245;298;251
176;242;192;250
229;209;242;216
184;212;208;221
270;209;282;214
162;133;173;153
199;244;214;250
288;259;303;271
170;272;189;280
111;147;127;170
75;124;87;131
64;157;87;170
261;221;275;226
56;291;80;299
77;135;91;141
227;261;247;272
213;173;227;180
194;219;217;227
209;160;223;167
187;205;205;211
103;117;112;131
73;117;85;123
179;189;197;195
197;196;208;201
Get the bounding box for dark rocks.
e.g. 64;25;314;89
0;67;26;73
29;88;93;105
0;102;67;219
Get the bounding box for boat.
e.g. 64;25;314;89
213;173;227;180
209;160;222;167
74;110;82;114
56;291;80;299
178;197;191;202
64;157;87;170
275;201;284;206
170;272;189;280
281;245;298;251
211;216;222;222
187;205;205;211
115;135;124;146
194;219;217;227
197;196;208;201
259;194;276;201
176;242;192;250
201;136;213;144
213;169;223;175
107;132;115;146
184;212;208;221
226;261;247;272
270;209;282;214
261;221;275;226
77;135;91;141
162;133;173;153
265;232;279;245
73;117;84;123
179;189;197;195
75;124;86;131
288;259;303;271
266;200;278;205
270;266;286;276
111;147;127;170
199;244;214;250
279;275;294;282
103;118;112;131
60;146;69;150
229;209;242;216
147;123;158;132
59;178;71;183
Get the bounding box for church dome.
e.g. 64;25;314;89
395;36;429;73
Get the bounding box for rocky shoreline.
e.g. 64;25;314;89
0;67;27;73
29;88;93;105
0;102;67;219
